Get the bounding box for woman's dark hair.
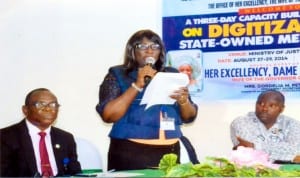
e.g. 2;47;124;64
123;29;166;74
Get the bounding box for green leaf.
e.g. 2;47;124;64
166;163;195;177
158;153;178;174
159;153;300;177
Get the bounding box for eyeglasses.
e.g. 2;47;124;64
29;101;60;110
135;43;161;50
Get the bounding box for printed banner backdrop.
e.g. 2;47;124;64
162;0;300;101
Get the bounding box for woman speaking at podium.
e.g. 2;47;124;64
96;29;198;171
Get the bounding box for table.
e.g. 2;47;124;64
77;169;164;177
280;164;300;171
77;164;300;177
121;169;164;177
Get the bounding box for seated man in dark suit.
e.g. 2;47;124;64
0;88;82;177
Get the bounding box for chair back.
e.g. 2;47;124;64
75;137;103;171
180;136;200;164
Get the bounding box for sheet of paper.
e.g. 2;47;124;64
96;172;144;177
141;72;189;109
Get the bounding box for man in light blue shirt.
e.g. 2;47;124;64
230;89;300;163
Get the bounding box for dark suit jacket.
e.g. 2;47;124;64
0;119;82;177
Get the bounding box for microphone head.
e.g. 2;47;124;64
145;57;155;66
144;57;155;85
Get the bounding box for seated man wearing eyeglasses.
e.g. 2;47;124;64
0;88;82;177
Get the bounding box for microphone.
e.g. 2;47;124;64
144;57;155;85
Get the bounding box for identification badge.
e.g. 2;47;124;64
160;118;175;130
